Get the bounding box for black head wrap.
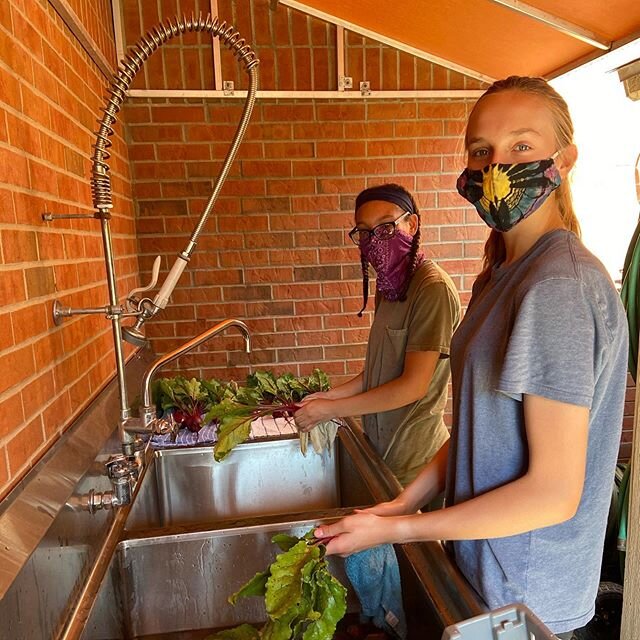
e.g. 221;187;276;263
355;185;418;216
354;184;422;317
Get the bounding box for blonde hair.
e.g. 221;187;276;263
469;76;581;280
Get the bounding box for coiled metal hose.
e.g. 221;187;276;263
91;12;259;254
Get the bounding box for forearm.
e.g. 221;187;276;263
327;373;364;400
396;440;450;511
331;374;422;418
392;471;578;543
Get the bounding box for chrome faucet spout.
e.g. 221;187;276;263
139;319;252;423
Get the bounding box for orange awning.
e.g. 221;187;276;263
280;0;640;81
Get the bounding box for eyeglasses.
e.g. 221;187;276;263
348;211;413;246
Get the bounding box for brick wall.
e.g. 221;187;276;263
121;0;488;395
0;0;137;499
128;98;486;388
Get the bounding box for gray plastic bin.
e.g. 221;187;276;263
441;603;556;640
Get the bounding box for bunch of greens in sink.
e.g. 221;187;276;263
207;530;346;640
152;376;230;432
205;369;332;462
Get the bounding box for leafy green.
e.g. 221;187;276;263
302;567;347;640
229;570;269;605
266;541;322;619
205;623;260;640
213;413;254;462
272;533;304;552
150;369;333;458
210;531;347;640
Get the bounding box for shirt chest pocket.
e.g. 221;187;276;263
380;327;409;383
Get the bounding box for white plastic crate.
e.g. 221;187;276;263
441;603;556;640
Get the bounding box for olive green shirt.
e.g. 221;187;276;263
363;260;461;486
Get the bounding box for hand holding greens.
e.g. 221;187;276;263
207;530;347;640
151;369;334;461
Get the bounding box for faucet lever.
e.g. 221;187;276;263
126;256;161;311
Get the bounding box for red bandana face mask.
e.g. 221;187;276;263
360;230;423;301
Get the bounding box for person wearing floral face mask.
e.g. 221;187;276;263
311;78;628;640
294;183;461;488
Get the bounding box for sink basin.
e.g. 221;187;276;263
74;427;485;640
83;519;362;639
126;435;375;532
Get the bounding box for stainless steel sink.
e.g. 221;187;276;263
82;519;360;639
72;427;485;640
126;435;375;531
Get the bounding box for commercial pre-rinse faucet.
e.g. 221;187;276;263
44;14;259;452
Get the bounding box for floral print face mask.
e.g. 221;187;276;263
456;153;562;232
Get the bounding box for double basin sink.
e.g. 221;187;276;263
79;426;483;639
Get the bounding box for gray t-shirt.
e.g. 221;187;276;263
446;229;628;634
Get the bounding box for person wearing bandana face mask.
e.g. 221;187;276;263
294;183;461;488
308;78;628;640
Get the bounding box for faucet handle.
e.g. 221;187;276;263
126;256;161;310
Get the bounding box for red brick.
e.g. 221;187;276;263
292;159;342;177
264;142;314;159
151;105;206;122
246;232;293;249
291;195;340;213
0;391;24;440
368;102;416;120
270;214;320;231
418;102;468;119
7;416;44;475
318;178;367;194
317;103;366;121
267;179;315;196
344;158;393;175
317;140;365;158
295;299;341;315
293;122;343;140
367;139;416;156
245;267;293;283
344;122;395;139
0;269;26;306
275;316;323;332
297;330;342;346
269;248;318;265
262;104;315;122
2;229;38;263
0;344;35;395
219;250;270;267
11;304;48;343
1;147;30;189
218;215;269;233
324;313;370;329
277;346;323;363
242;160;292;177
273;283;322;299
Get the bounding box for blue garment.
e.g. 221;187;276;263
446;229;629;634
344;544;407;640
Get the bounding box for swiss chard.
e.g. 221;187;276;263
206;369;332;462
207;530;347;640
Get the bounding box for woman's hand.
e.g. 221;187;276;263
313;512;400;556
294;398;336;432
298;390;333;404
